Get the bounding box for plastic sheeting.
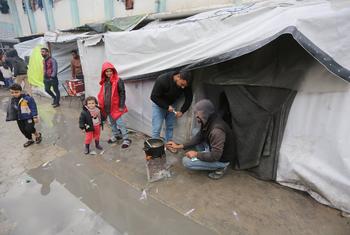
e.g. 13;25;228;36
14;37;45;60
78;0;350;213
277;61;350;213
103;0;350;81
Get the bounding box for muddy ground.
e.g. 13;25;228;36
0;90;349;235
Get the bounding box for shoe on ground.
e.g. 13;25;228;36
35;132;42;144
121;139;131;149
107;136;118;144
24;140;35;148
84;147;90;154
95;144;103;150
53;104;60;108
208;164;229;180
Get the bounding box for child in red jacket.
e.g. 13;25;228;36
97;62;131;148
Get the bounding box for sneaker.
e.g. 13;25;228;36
24;140;35;148
121;139;131;149
107;136;118;144
35;132;42;144
208;164;229;180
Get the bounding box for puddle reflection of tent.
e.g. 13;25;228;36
78;1;350;214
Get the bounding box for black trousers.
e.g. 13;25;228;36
17;119;36;140
44;77;60;104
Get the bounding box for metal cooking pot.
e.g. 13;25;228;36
143;138;165;159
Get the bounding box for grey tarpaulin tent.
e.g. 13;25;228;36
79;0;350;213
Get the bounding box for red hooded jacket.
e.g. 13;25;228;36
97;62;128;120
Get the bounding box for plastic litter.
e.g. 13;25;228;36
76;163;82;167
26;179;31;183
42;161;50;167
232;210;239;221
139;189;147;201
184;208;195;216
116;159;121;163
78;208;86;212
90;178;95;183
341;211;350;218
100;150;105;155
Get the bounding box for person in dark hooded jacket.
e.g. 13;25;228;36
167;99;235;179
5;49;31;95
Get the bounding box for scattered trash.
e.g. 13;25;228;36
341;211;350;218
78;208;86;212
90;178;95;183
184;208;195;216
139;189;147;201
232;210;239;221
100;150;105;155
76;163;82;167
26;179;31;183
146;157;171;183
116;159;121;163
156;188;159;193
42;161;50;167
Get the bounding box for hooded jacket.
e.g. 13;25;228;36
97;62;127;120
5;49;27;76
8;94;38;121
183;99;235;163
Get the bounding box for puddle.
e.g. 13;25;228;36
0;155;215;235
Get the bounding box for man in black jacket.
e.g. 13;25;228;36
167;99;234;180
150;70;193;142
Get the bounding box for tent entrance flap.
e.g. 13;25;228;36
201;84;296;180
193;35;313;180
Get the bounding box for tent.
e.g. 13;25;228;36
14;32;92;94
79;0;350;213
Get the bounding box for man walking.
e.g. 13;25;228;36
150;70;193;143
41;48;60;108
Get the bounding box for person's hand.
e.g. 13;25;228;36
168;106;174;113
175;111;183;118
33;117;39;123
166;141;183;150
185;150;198;158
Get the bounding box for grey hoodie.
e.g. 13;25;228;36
183;99;235;163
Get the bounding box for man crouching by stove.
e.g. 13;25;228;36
166;99;234;180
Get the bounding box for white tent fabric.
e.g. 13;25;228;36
103;0;350;81
14;37;45;60
278;61;350;213
78;0;350;213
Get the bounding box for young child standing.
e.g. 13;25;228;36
7;83;42;147
97;62;131;148
79;96;103;154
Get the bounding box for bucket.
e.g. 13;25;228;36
143;138;165;159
